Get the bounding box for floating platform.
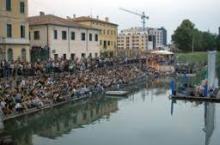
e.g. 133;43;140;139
105;91;129;97
171;95;220;103
176;73;196;77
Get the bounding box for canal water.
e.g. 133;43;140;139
1;79;220;145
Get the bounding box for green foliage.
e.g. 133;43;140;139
176;52;208;64
172;19;194;52
176;52;220;85
176;52;220;66
172;19;218;52
192;29;203;51
217;36;220;51
201;32;217;51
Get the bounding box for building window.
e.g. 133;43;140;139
20;25;25;38
81;53;86;58
20;2;25;13
104;41;107;49
89;53;92;58
54;30;57;39
71;32;75;40
95;53;98;58
7;24;12;38
108;41;110;46
62;31;67;40
110;52;113;57
71;53;75;60
6;0;11;11
95;34;98;41
89;33;92;41
7;48;13;62
54;54;58;60
81;33;86;41
34;31;40;40
63;54;66;60
21;48;26;61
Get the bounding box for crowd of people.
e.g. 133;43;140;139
0;57;145;117
0;57;145;78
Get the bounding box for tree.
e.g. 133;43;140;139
172;19;195;52
172;19;218;52
216;35;220;51
192;29;203;51
201;32;216;51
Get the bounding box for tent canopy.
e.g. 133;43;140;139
151;50;174;55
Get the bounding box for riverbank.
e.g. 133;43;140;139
1;80;219;145
0;63;145;119
176;51;220;85
2;73;147;121
176;51;220;64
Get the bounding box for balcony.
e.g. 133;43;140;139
0;37;29;45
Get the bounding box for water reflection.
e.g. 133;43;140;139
145;78;169;103
217;65;220;86
171;100;175;116
204;103;215;145
3;97;118;145
171;101;216;145
0;79;219;145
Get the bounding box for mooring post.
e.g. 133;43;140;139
208;51;217;94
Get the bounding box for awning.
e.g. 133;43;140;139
151;50;174;55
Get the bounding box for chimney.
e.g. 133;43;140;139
66;16;71;19
39;11;45;16
105;17;109;22
96;16;99;20
73;14;76;18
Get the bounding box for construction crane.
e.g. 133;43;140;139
120;8;149;31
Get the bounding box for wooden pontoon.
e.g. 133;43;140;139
105;91;129;97
171;92;220;103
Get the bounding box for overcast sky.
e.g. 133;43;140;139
29;0;220;43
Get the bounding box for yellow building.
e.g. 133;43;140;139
118;27;149;58
73;16;118;57
0;0;30;62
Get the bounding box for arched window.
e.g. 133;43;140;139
21;48;26;61
0;48;4;61
7;48;13;62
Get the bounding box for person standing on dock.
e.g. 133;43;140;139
170;80;176;96
203;80;208;97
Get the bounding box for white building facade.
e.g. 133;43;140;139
148;27;167;49
29;14;100;60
